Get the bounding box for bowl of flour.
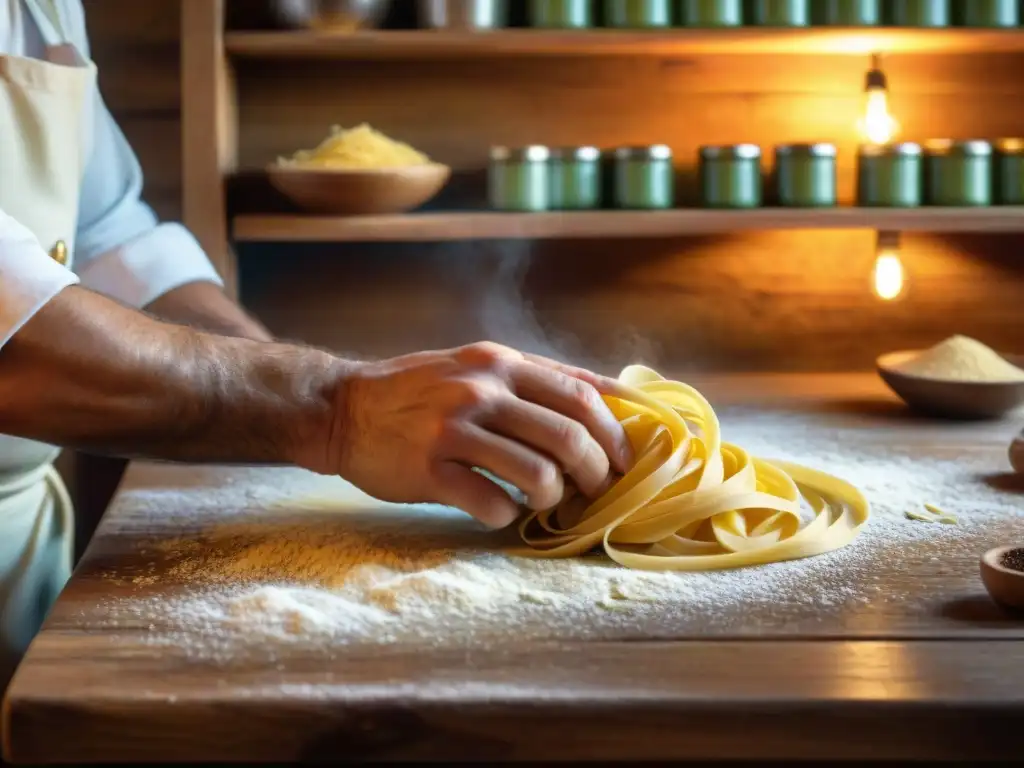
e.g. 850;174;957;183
877;335;1024;419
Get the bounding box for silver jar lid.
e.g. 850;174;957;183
700;144;761;161
614;144;672;161
549;146;601;162
923;139;992;157
490;145;550;163
775;143;837;158
993;138;1024;155
858;141;922;157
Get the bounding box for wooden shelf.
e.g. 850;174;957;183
233;208;1024;242
224;28;1024;60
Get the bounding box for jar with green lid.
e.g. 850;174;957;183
549;146;602;209
530;0;594;28
774;143;837;207
603;0;672;27
956;0;1018;27
749;0;809;26
993;139;1024;205
680;0;743;26
889;0;949;26
856;143;922;207
699;144;762;208
488;146;550;212
613;145;674;209
816;0;881;25
923;140;992;206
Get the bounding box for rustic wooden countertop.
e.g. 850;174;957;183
4;372;1024;763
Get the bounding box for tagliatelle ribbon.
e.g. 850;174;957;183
516;365;870;571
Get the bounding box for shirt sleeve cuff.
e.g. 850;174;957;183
0;214;81;349
74;222;224;309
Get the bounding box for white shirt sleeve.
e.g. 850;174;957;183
65;1;224;308
0;210;80;348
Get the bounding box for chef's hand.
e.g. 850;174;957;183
329;342;633;528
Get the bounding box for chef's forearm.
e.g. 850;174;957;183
144;280;274;342
0;285;342;466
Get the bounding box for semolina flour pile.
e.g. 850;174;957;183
891;335;1024;382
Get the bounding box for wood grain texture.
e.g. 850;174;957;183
234;208;1024;242
239;232;1024;372
5;374;1024;762
7;640;1024;761
224;28;1024;58
182;0;239;295
89;0;182;207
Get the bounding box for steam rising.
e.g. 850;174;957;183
470;243;661;376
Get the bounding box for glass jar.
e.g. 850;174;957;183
889;0;950;27
993;138;1024;205
420;0;510;28
774;143;837;207
958;0;1018;27
699;144;762;208
549;146;602;209
613;145;674;209
488;145;551;212
923;139;992;206
530;0;594;28
679;0;743;26
857;142;923;207
749;0;809;26
603;0;672;27
817;0;881;25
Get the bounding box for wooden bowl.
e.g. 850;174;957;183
876;351;1024;420
267;163;451;215
980;545;1024;612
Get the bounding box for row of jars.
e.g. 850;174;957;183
471;1;1021;29
487;139;1024;210
489;145;671;210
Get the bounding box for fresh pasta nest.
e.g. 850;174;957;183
517;365;870;571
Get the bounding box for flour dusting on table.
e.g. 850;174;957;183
99;407;1024;662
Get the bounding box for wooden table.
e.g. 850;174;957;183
5;373;1024;763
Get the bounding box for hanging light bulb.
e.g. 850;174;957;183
858;53;898;146
872;231;905;302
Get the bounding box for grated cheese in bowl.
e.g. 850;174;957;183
276;123;432;170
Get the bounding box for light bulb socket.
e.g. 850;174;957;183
876;230;901;251
865;51;887;91
864;68;887;92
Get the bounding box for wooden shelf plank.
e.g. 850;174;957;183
233;208;1024;242
224;28;1024;59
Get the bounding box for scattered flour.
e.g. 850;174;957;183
99;406;1024;662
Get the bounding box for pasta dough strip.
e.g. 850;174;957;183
516;365;870;571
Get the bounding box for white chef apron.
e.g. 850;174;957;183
0;0;94;690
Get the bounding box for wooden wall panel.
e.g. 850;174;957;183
89;0;182;219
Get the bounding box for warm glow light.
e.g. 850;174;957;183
859;88;898;145
873;250;904;301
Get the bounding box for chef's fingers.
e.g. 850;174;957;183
509;361;633;475
430;461;520;529
481;397;611;500
521;352;628;399
442;422;564;513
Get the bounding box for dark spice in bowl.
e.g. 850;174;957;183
1000;548;1024;572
